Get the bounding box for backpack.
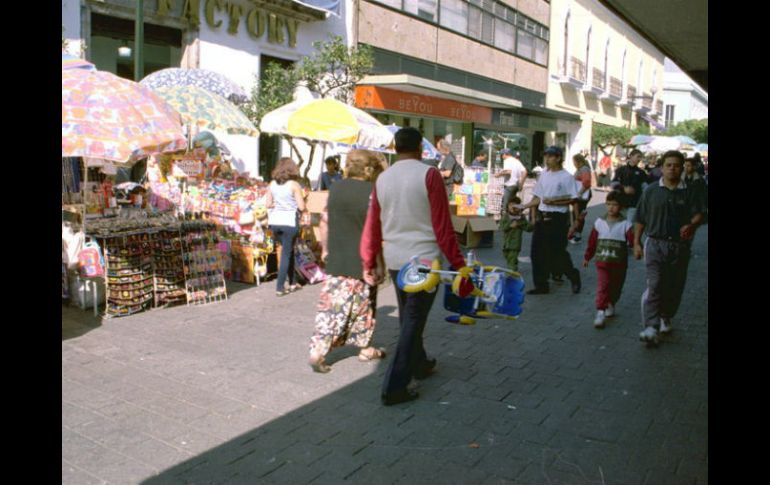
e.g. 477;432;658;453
451;159;465;185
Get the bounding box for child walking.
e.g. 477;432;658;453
583;191;634;328
500;197;533;272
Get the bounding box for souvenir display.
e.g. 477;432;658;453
181;221;228;305
102;233;155;317
152;229;186;306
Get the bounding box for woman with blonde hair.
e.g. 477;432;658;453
266;157;306;296
308;150;388;373
568;152;593;244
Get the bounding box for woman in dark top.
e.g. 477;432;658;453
308;150;388;373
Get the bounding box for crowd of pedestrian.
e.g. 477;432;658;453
265;129;707;405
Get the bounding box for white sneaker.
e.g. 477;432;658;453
593;310;606;328
605;304;615;318
660;318;672;334
639;326;659;345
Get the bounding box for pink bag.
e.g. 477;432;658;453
78;241;105;278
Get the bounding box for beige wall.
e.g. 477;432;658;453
547;0;665;121
360;2;548;94
359;3;439;62
512;0;550;26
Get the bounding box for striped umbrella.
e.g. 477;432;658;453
62;52;95;71
151;85;258;136
62;69;187;163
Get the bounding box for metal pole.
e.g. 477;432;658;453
134;0;144;81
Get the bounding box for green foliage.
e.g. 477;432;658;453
593;124;633;154
241;35;374;127
664;119;708;143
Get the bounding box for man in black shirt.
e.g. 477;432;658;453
633;150;706;346
437;140;459;197
612;149;647;221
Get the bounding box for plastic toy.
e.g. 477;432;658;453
396;253;525;325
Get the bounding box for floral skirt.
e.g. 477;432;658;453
309;275;378;358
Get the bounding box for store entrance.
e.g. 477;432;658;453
90;12;182;81
532;131;545;170
258;55;296;180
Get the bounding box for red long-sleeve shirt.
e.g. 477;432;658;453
360;165;465;271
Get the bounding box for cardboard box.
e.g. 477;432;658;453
230;242;255;284
306;191;328;214
451;215;497;248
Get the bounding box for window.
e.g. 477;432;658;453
372;0;402;8
517;29;535;60
494;18;515;52
563;12;569;76
404;0;437;22
440;0;468;35
665;105;675;127
534;37;548;65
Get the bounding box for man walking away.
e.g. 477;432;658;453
361;127;466;405
499;149;528;210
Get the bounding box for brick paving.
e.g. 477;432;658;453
62;187;708;484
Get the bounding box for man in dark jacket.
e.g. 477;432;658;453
612;149;647;221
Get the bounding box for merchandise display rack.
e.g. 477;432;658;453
152;229;186;307
181;221;228;305
102;233;155;317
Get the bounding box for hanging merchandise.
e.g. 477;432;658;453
78;239;105;278
103;233;155;317
152;229;187;307
181;221;228;305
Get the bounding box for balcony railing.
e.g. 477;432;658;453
625;85;637;105
610;77;622;98
641;93;653;110
570;57;586;84
591;68;605;91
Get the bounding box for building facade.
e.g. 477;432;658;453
62;0;347;180
352;0;574;170
546;0;666;166
662;58;708;127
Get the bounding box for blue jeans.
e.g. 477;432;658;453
270;225;299;291
383;270;438;394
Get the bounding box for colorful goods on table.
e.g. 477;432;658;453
181;221;227;305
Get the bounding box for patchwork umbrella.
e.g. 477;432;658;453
62;52;96;71
673;135;698;148
260;98;393;150
140;68;249;104
62;69;187;163
151;85;258;137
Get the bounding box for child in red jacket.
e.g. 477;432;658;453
583;191;635;328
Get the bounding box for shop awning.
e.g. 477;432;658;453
641;113;667;131
358;74;523;110
294;0;341;16
253;0;328;22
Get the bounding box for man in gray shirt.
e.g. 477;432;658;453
633;150;707;346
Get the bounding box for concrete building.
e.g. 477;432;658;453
352;0;576;170
62;0;348;180
545;0;666;165
662;57;708;127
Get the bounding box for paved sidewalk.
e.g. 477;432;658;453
62;192;708;484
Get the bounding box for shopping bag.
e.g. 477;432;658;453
78;240;105;278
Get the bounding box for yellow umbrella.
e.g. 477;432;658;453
260;98;393;150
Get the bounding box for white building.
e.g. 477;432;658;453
661;58;708;127
62;0;349;181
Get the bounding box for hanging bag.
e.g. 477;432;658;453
78;239;105;278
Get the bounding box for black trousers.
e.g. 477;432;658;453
383;270;438;394
531;212;578;290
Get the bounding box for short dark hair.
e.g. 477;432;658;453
476;151;488;158
508;196;521;205
394;127;422;153
661;150;685;166
324;155;339;166
606;190;625;207
629;149;643;157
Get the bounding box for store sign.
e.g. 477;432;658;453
159;0;300;48
172;156;204;177
493;109;557;131
355;86;493;124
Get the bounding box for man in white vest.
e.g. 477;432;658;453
361;127;466;406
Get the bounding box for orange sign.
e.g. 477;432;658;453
355;86;493;124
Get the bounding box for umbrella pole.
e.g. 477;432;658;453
82;161;87;234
